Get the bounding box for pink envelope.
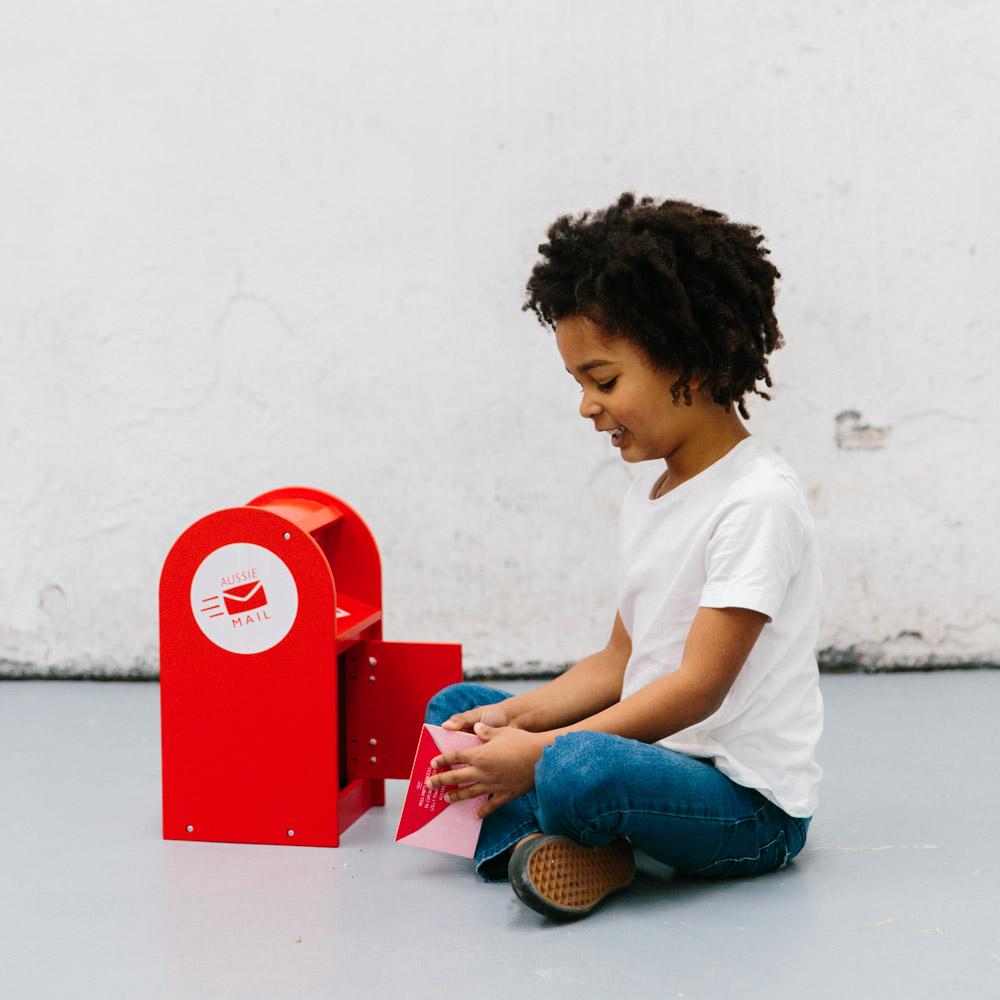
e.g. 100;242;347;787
395;724;488;858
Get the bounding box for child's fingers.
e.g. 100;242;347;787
442;712;475;730
443;706;501;730
441;783;489;805
477;793;508;819
430;749;463;768
479;706;508;727
427;765;477;790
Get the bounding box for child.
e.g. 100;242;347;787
423;193;823;921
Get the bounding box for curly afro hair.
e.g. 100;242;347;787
522;192;785;420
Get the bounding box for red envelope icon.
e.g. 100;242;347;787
222;580;268;615
396;724;487;858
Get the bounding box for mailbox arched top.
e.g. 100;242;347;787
160;487;383;646
245;487;382;619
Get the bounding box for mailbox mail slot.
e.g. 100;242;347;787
159;486;462;847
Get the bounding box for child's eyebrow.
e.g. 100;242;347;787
565;359;615;375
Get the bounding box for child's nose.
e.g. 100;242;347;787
578;390;602;420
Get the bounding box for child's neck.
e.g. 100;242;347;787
659;421;751;496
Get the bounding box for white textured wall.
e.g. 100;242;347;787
2;1;998;678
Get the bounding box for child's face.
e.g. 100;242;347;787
555;313;719;463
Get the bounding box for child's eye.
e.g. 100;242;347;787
576;377;617;393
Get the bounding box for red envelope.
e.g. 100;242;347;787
395;724;488;858
222;580;268;615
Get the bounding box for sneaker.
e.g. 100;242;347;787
508;833;635;919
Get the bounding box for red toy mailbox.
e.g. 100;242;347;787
158;486;462;848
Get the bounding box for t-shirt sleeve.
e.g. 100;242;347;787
699;488;806;623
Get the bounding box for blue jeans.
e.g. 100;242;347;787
425;682;811;883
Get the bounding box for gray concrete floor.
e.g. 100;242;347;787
2;672;999;999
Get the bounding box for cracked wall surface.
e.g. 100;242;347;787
3;1;999;678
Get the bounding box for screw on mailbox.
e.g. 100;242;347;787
282;531;291;540
369;738;377;745
287;829;295;837
186;825;194;833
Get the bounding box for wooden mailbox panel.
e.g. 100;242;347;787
160;505;342;848
342;639;463;781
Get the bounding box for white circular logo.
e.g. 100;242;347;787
190;543;298;655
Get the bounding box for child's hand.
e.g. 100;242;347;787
440;704;509;733
426;723;546;818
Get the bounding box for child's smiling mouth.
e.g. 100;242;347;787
601;425;627;446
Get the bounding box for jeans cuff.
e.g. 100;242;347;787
474;820;541;883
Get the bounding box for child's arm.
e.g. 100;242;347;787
533;606;767;746
513;613;630;731
456;611;630;733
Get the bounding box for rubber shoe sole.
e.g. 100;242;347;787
508;834;635;920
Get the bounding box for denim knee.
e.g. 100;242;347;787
534;732;620;835
424;682;493;725
786;816;811;861
425;682;469;723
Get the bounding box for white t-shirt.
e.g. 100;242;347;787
617;435;823;817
